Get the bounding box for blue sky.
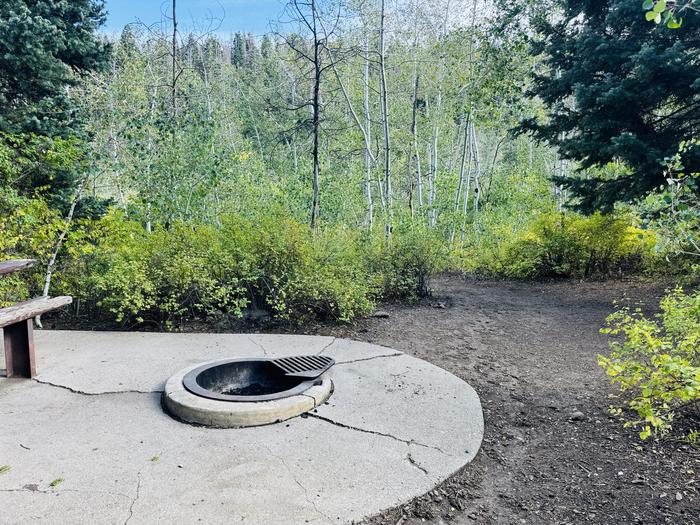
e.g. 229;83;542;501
103;0;285;36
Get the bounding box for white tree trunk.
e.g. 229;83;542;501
36;176;91;327
363;37;373;229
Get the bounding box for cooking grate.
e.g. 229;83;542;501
271;355;335;379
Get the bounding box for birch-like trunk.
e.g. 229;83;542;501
428;90;442;227
411;73;423;211
36;176;91;327
450;113;471;245
471;120;481;214
379;0;392;238
363;36;373;229
171;0;178;131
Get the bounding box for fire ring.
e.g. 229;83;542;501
163;357;334;428
182;358;323;402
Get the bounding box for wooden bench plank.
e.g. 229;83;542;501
0;296;72;328
0;259;36;276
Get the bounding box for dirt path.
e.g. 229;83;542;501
313;275;699;525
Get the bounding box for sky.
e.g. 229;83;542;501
103;0;285;37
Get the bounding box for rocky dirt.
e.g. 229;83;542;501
311;275;700;525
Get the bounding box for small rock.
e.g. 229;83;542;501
570;411;585;421
675;492;683;501
178;464;184;469
431;302;446;309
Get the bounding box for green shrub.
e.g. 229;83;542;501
460;211;655;279
599;288;700;441
56;211;380;327
0;191;63;305
224;216;376;323
372;224;447;300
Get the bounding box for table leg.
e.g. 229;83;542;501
3;319;35;378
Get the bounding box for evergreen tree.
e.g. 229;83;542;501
0;0;111;136
261;34;273;59
244;33;260;68
522;0;700;212
231;32;246;67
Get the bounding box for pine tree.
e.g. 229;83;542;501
522;0;700;212
231;32;246;67
244;33;260;69
0;0;111;136
261;34;273;59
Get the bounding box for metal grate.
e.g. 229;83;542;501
271;355;335;379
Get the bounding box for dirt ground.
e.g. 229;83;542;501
307;275;700;525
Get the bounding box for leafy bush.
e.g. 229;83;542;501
599;288;700;441
460;211;655;278
0;191;63;305
55;211;381;327
222;215;377;323
370;224;447;300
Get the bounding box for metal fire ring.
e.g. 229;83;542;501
182;357;321;402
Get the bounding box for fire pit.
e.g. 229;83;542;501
163;355;334;428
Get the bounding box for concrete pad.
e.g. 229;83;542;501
0;331;483;524
318;354;483;458
23;331;336;393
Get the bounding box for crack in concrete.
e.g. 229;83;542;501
247;336;269;356
306;413;449;455
32;379;163;397
316;337;337;355
406;453;429;475
263;445;334;524
335;353;403;365
123;472;141;525
292;477;334;525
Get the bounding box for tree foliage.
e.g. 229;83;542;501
0;0;110;136
522;0;700;213
0;0;676;328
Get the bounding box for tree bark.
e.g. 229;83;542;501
363;36;373;229
429;90;442;227
471;120;481;214
310;0;321;228
171;0;178;129
411;73;423;211
379;0;391;239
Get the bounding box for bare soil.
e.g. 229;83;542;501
311;275;700;525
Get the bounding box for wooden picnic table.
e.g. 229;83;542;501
0;259;72;378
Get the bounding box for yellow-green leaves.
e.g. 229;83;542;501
599;288;700;441
643;0;684;28
645;10;661;22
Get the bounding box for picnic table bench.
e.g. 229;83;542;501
0;259;72;378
